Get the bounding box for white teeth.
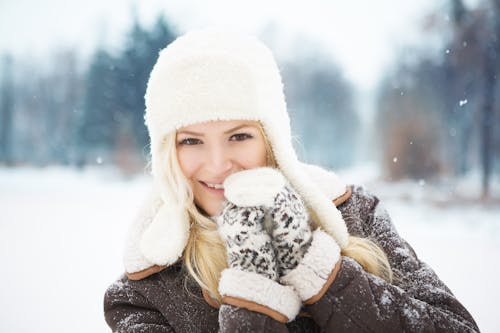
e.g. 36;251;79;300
206;183;224;189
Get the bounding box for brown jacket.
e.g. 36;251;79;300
104;185;479;332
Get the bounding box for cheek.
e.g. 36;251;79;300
253;136;268;166
176;149;198;179
254;145;268;167
177;150;209;208
236;140;268;168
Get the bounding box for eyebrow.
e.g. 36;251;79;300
177;124;256;136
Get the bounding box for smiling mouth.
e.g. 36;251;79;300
200;181;224;190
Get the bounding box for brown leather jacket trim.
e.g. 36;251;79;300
304;258;342;305
333;185;352;207
222;295;290;323
126;265;167;281
202;288;221;308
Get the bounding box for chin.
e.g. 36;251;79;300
207;203;224;217
197;200;224;217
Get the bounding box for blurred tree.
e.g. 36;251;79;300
7;49;84;166
1;10;177;170
281;47;359;169
0;54;14;166
79;48;117;166
446;0;499;197
47;50;84;165
444;0;483;175
78;11;176;171
114;12;176;158
377;60;446;180
376;0;499;191
479;0;500;198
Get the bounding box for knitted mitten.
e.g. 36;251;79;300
217;201;278;281
216;198;302;323
270;185;313;277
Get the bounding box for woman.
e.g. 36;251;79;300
104;30;479;332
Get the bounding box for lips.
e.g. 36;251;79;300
199;181;225;194
205;182;224;189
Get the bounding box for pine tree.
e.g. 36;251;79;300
78;48;117;165
0;54;14;166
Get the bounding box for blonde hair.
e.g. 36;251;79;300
159;125;392;301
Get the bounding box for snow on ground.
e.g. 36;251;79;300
1;166;499;332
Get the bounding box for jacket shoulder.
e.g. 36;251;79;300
336;185;380;236
339;184;380;209
105;264;220;332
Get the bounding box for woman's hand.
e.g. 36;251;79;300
218;167;339;318
216;196;303;323
221;167;313;277
216;201;278;281
269;184;313;277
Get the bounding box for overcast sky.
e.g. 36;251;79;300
0;0;478;90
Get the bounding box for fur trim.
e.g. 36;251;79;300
124;185;189;274
219;268;301;322
123;187;162;274
280;229;341;301
223;167;285;207
300;163;347;203
140;204;190;266
145;30;287;147
283;161;349;248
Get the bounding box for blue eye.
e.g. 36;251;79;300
178;138;202;145
230;133;253;141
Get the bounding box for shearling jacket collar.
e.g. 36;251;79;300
123;163;351;280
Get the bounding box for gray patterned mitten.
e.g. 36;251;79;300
217;202;278;281
271;185;313;277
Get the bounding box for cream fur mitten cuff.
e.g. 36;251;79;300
219;268;302;322
280;229;341;302
223;167;285;207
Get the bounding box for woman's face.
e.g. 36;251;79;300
176;120;268;216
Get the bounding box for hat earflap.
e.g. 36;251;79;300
285;164;349;249
139;201;190;266
269;139;350;249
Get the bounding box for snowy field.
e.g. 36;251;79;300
1;166;499;333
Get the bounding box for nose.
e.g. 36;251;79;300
205;144;232;176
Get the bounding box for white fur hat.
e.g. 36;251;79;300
133;30;349;274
